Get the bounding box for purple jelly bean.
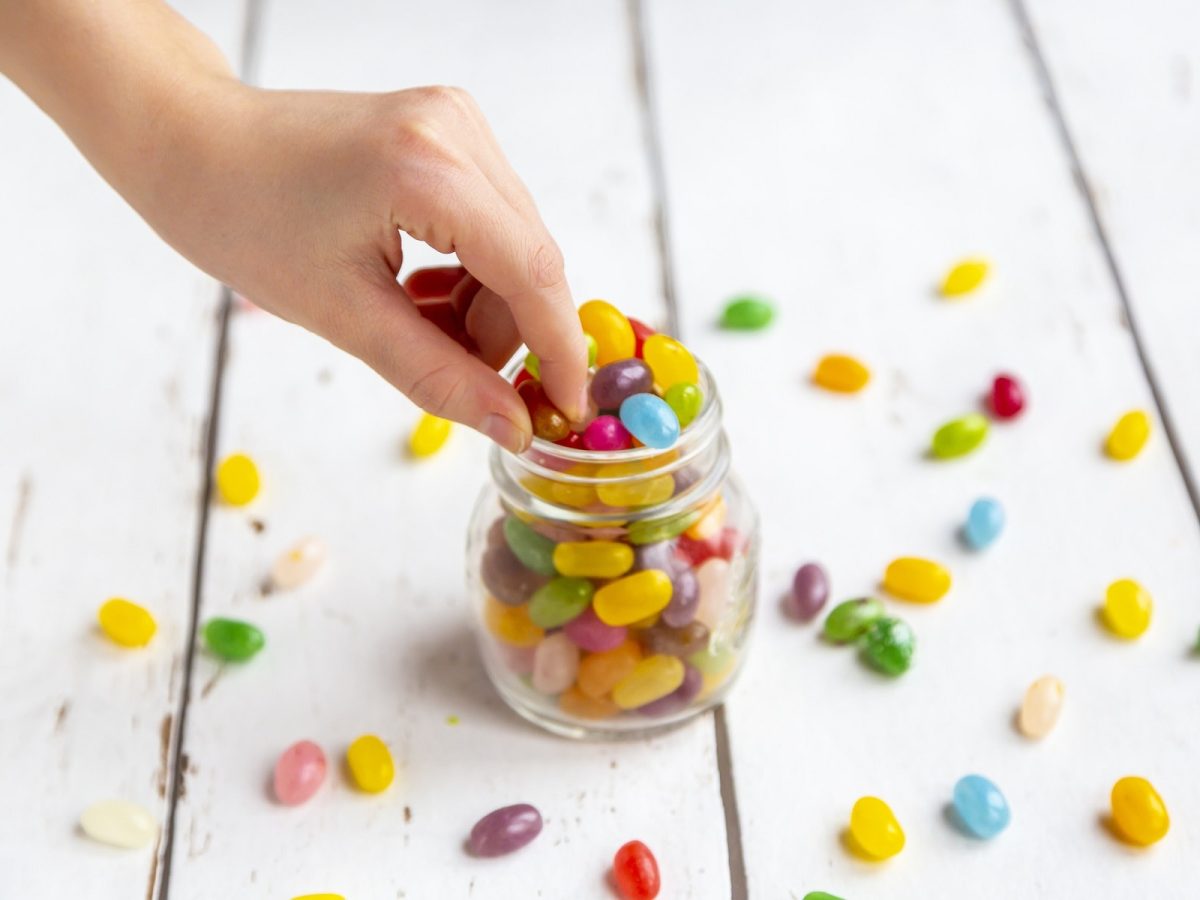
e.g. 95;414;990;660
482;543;550;606
787;562;829;621
468;803;543;857
633;540;678;574
563;605;628;652
582;415;633;452
638;665;703;717
672;465;701;496
661;565;699;627
590;359;653;411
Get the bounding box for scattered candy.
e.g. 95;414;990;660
1103;578;1152;638
720;295;775;330
202;617;265;662
663;383;703;428
1018;675;1065;739
883;557;951;603
802;894;844;900
271;536;327;589
274;740;327;806
409;412;452;458
860;618;915;676
292;895;344;900
594;570;674;626
813;354;870;393
1110;776;1169;846
642;334;699;391
97;597;156;647
215;452;260;506
932;413;989;459
823;597;884;643
990;373;1026;419
613;840;661;900
940;258;990;297
619;394;681;450
1106;410;1151;461
964;497;1005;550
579;299;635;366
787;563;829;621
468;803;544;856
952;775;1011;839
849;796;905;859
80;799;157;849
346;734;394;793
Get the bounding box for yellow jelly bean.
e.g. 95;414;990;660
579;299;635;366
940;258;989;297
883;557;951;603
346;734;394;793
849;796;905;859
577;640;643;698
642;334;699;391
553;541;634;578
549;463;599;509
1103;578;1152;638
611;654;685;709
595;462;675;508
813;354;871;393
409;412;452;457
97;598;156;647
293;895;345;900
484;596;545;647
685;495;726;541
215;452;259;506
1106;410;1150;461
593;570;673;626
1111;776;1169;846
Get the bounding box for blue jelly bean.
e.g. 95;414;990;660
952;774;1010;839
619;393;681;449
964;497;1004;550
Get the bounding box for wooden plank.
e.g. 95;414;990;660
0;3;247;897
165;2;731;897
645;0;1200;896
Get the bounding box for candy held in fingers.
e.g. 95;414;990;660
469;804;544;856
203;617;265;661
579;299;635;365
613;840;661;900
518;380;570;442
272;537;327;589
1018;675;1064;738
1106;409;1150;461
98;598;156;647
274;740;327;806
787;563;829;621
1111;777;1169;846
346;734;394;793
849;796;905;859
953;775;1011;839
216;452;260;505
884;557;951;603
620;394;680;449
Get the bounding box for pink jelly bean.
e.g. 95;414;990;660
563;605;628;652
273;740;327;806
582;415;633;452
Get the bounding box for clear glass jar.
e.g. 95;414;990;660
466;361;759;739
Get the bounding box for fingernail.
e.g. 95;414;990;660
482;414;530;454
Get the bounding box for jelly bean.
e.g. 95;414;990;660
216;452;260;505
272;536;327;589
556;430;585;450
1111;776;1169;846
577;640;642;698
940;258;989;297
1018;675;1064;739
642;334;699;391
80;799;157;849
518;380;571;443
274;740;327;806
637;664;702;717
583;415;634;451
579;299;636;365
524;352;540;380
1106;409;1151;461
685;496;725;541
404;264;466;300
595;462;675;509
346;734;394;793
559;685;620;719
203;617;265;661
594;570;673;626
513;367;534;390
672;465;701;496
663;382;703;429
694;558;731;630
802;893;844;900
613;840;661;900
468;803;544;857
585;332;599;367
687;642;733;676
408;412;452;457
677;526;744;567
532;633;581;694
884;557;951;603
503;516;558;576
823;597;884;643
964;498;1004;550
932;413;989;459
591;358;654;411
553;541;634;579
1103;578;1152;638
990;373;1025;419
292;895;344;900
613;655;685;708
634;540;679;574
549;463;599;509
628;509;702;545
813;354;870;393
787;563;829;621
563;605;628;652
620;394;681;450
481;542;551;606
661;565;699;628
860;618;915;676
952;775;1010;840
528;577;594;628
629;317;655;357
720;295;775;330
98;598;156;647
849;796;905;860
484;596;544;647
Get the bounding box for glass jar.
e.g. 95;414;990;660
466;360;759;739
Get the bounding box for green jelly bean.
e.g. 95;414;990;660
528;577;594;628
860;617;915;676
931;413;989;459
720;295;775;330
585;333;598;367
503;516;557;576
203;617;265;662
664;383;703;428
803;893;845;900
687;645;733;676
627;509;702;545
823;597;884;644
524;353;540;380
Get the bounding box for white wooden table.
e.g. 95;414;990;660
2;1;1198;897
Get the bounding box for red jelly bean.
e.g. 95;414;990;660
518;380;571;442
613;840;660;900
513;367;534;389
676;526;745;568
403;265;467;300
990;373;1026;419
556;431;584;449
629;318;656;358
